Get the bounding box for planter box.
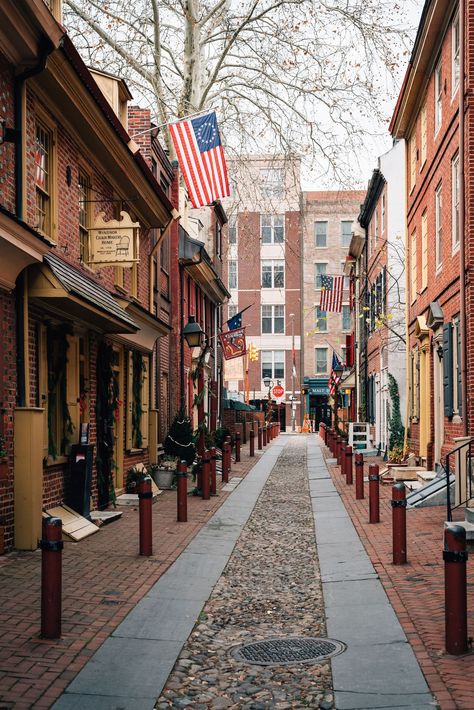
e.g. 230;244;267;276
150;467;175;490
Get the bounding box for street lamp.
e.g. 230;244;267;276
182;315;204;348
332;357;344;432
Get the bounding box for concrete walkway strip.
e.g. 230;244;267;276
308;438;436;710
52;440;285;710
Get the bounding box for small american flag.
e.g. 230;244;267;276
320;274;344;313
328;352;343;395
169;111;230;208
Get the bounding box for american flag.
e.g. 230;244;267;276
328;352;343;395
320;274;344;313
169;111;230;208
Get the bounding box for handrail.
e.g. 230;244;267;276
445;438;474;521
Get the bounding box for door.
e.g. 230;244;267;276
433;338;444;467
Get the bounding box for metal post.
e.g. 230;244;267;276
138;476;153;556
345;445;353;485
391;483;407;564
249;429;255;457
339;439;345;470
177;460;188;522
225;435;232;472
355;453;364;499
444;525;468;655
235;431;241;462
210;447;217;495
263;425;267;447
40;516;63;639
258;425;262;450
222;441;229;483
336;436;342;466
368;463;380;523
202;449;210;500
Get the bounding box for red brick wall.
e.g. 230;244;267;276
0;292;16;552
0;56;15;213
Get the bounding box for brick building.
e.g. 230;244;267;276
390;0;465;469
301;190;365;430
222;157;302;431
351;142;406;457
0;0;174;552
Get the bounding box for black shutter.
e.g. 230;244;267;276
443;323;453;418
457;320;462;417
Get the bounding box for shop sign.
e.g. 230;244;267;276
219;327;246;360
89;211;139;268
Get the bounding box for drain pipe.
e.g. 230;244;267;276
459;0;468;435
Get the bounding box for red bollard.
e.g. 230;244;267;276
391;483;407;564
336;436;342;465
222;442;229;483
345;445;353;485
235;431;241;462
338;439;345;470
355;453;364;499
258;426;263;450
327;428;333;454
444;525;468;655
138;475;153;556
210;447;217;495
40;516;63;639
225;436;232;472
177;459;188;522
368;463;380;523
202;449;210;500
263;425;267;447
249;429;255;457
323;424;328;445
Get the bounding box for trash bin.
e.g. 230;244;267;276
66;444;94;518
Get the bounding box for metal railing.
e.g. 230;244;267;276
445;438;474;521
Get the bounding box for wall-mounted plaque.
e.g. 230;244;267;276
89;211;139;268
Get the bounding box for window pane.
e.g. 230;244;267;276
229;215;237;244
228;304;238;318
229;260;237;289
341;221;352;247
315;221;327;247
274;351;285;379
316;307;327;331
261;305;272;333
262;262;272;288
260;169;283;198
315;263;327;288
342;305;351;331
274;263;284;288
315;348;327;373
262;351;272;379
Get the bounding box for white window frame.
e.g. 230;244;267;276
341;221;352;247
314;221;328;248
410;133;417;193
314;262;327;289
315;306;328;333
261;260;285;289
410;229;417;304
452;152;460;253
452;11;460;97
261;350;285;381
435;183;443;270
228;259;237;289
228;214;237;244
421;210;428;291
420;102;427;168
261;304;285;334
315;347;328;374
261;214;284;244
434;58;442;136
342;304;351;332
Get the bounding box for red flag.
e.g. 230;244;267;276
169;111;230;208
218;327;246;360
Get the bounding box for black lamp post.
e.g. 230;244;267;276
332;360;344;431
182;315;204;348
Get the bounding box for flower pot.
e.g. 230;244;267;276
150;467;175;490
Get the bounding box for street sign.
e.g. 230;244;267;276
272;384;284;398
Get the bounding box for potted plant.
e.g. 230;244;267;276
125;465;146;494
148;457;177;489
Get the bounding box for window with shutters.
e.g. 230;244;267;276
410;229;417;304
452;318;462;417
78;171;91;264
35;119;56;239
434;58;442;135
409;134;417;193
443;323;454;418
410;348;420;421
435;183;442;270
421;210;428;291
127;351;149;450
452;153;460;252
420;102;427;167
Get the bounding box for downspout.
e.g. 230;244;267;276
14;39;58;407
403;136;410;454
459;0;468;435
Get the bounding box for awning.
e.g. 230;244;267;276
340;370;355;388
304;378;330;395
111;299;171;352
29;252;137;333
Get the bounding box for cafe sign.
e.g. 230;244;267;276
88;211;139;268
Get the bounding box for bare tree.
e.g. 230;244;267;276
63;0;415;183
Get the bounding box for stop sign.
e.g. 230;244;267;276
272;384;284;398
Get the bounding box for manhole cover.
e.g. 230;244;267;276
230;636;345;666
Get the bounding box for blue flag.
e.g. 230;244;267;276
227;312;242;330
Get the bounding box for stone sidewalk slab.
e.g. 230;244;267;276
307;438;435;710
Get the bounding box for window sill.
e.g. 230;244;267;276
44;455;68;468
127;448;147;454
115;284;128;295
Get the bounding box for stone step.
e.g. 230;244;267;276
464;507;474;525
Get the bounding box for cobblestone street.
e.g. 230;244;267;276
157;438;333;710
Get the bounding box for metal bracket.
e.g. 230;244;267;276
391;499;407;508
39;539;64;552
138;491;153;499
443;550;468;563
368;474;379;481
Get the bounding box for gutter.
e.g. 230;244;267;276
459;0;468;434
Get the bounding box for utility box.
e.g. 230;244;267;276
66;444;94;519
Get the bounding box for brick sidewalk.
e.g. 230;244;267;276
322;441;474;710
0;440;263;710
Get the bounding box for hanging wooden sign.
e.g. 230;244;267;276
88;211;139;268
219;327;246;360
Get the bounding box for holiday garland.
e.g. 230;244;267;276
46;326;74;459
388;372;404;454
132;351;146;448
96;341;119;508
